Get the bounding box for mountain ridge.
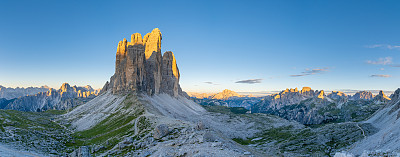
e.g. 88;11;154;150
0;83;100;112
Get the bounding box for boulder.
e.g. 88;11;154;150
153;124;169;139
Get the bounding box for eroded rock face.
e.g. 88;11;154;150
161;51;180;97
103;28;183;97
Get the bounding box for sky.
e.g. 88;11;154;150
0;0;399;93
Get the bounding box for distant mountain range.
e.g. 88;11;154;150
188;89;255;100
190;89;261;110
0;83;100;112
252;87;391;125
0;85;51;100
191;87;392;125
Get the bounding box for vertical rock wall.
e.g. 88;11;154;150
104;28;182;97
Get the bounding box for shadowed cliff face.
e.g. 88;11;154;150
103;28;183;97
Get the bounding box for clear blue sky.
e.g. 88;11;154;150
0;0;399;93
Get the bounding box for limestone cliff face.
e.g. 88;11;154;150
161;51;180;97
104;28;183;97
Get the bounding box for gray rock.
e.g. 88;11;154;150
69;146;91;157
195;121;205;130
153;124;169;139
154;124;169;139
203;132;217;142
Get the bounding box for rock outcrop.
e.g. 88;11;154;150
300;87;315;97
373;90;391;104
103;28;183;97
327;91;347;100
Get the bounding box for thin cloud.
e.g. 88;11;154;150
389;64;400;67
370;74;392;78
290;68;329;77
366;57;393;65
366;44;400;50
204;82;219;85
235;79;263;84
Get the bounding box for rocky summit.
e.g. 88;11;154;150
102;28;184;97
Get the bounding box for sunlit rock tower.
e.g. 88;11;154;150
102;28;183;97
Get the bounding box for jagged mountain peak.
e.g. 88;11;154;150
103;28;185;97
373;90;391;104
351;91;374;100
60;83;71;91
316;90;325;99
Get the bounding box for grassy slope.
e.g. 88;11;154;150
0;94;152;156
65;94;151;155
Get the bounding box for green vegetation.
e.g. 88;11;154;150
0;94;152;156
0;109;70;154
65;94;149;155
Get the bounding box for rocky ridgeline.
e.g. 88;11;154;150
0;85;50;100
0;83;99;112
189;89;261;110
188;89;246;100
350;91;374;100
101;28;185;97
252;87;391;125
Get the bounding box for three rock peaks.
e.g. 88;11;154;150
102;28;183;97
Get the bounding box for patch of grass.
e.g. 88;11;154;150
261;125;295;142
43;109;67;115
233;138;254;145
